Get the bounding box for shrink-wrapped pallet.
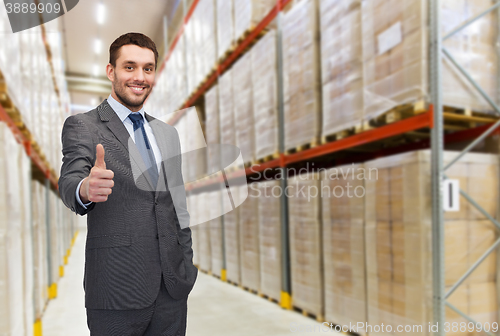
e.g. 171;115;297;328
362;0;498;119
287;172;323;318
205;85;220;174
320;0;363;137
224;192;241;284
234;0;275;41
209;190;223;277
365;150;499;336
186;0;217;93
0;124;26;335
240;184;260;291
19;136;34;336
321;163;367;333
219;70;235;146
282;0;322;151
252;30;278;160
165;35;187;114
216;0;234;60
197;192;212;272
257;180;282;301
31;180;48;319
232;52;254;164
186;108;207;182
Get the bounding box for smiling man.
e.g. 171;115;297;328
58;33;197;336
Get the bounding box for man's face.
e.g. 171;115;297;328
106;44;156;112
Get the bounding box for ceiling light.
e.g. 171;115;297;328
97;3;106;25
94;38;102;54
93;64;99;77
90;98;97;106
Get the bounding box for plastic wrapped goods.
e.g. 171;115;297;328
209;190;223;277
234;0;275;40
224;189;241;284
321;163;367;333
364;150;498;336
252;30;278;160
240;184;260;291
362;0;498;119
217;0;234;60
219;70;235;147
186;0;217;94
282;0;322;150
205;85;220;174
320;0;363;137
232;52;254;164
257;180;282;302
197;192;212;272
287;172;323;318
0;124;26;335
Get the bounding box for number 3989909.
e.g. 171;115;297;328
5;1;61;14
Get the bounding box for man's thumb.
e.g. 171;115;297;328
95;144;106;169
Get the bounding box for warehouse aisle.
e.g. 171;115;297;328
42;228;88;336
41;229;327;336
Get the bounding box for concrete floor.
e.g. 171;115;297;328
42;228;328;336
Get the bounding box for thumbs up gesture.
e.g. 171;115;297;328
80;144;115;203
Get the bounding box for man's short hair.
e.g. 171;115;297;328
109;32;159;70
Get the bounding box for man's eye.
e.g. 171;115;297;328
145;68;152;72
126;66;133;70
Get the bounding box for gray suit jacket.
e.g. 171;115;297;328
58;99;198;309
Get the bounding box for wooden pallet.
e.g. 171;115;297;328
226;279;239;287
285;137;319;155
293;305;324;322
253;152;279;165
259;292;280;305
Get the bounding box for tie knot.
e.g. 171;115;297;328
128;113;144;129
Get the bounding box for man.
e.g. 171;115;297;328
58;32;197;336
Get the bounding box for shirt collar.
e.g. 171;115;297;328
107;94;146;123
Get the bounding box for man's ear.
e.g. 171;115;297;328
106;63;114;82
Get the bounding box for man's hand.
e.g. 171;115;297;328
80;144;115;203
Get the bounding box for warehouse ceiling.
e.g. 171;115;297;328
61;0;179;114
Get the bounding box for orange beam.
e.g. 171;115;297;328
0;104;58;189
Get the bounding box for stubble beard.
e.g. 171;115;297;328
113;79;152;111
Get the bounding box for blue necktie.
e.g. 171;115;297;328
128;113;159;188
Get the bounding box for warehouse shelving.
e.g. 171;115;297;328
158;0;500;332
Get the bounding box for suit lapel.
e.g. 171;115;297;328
98;100;155;190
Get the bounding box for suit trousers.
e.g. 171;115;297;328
86;274;188;336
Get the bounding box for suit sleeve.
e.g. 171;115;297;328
58;115;96;216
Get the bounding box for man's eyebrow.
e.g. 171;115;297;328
122;60;155;67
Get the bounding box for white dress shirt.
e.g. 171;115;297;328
76;94;163;208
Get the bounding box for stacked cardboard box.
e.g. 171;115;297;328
217;0;234;60
205;85;220;174
219;70;235;147
209;190;223;277
287;172;323;318
224;190;241;284
257;180;282;301
364;150;498;336
234;0;275;41
252;30;279;160
362;0;498;119
282;0;322;150
320;0;363;137
240;184;260;291
321;163;367;334
232;52;254;164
